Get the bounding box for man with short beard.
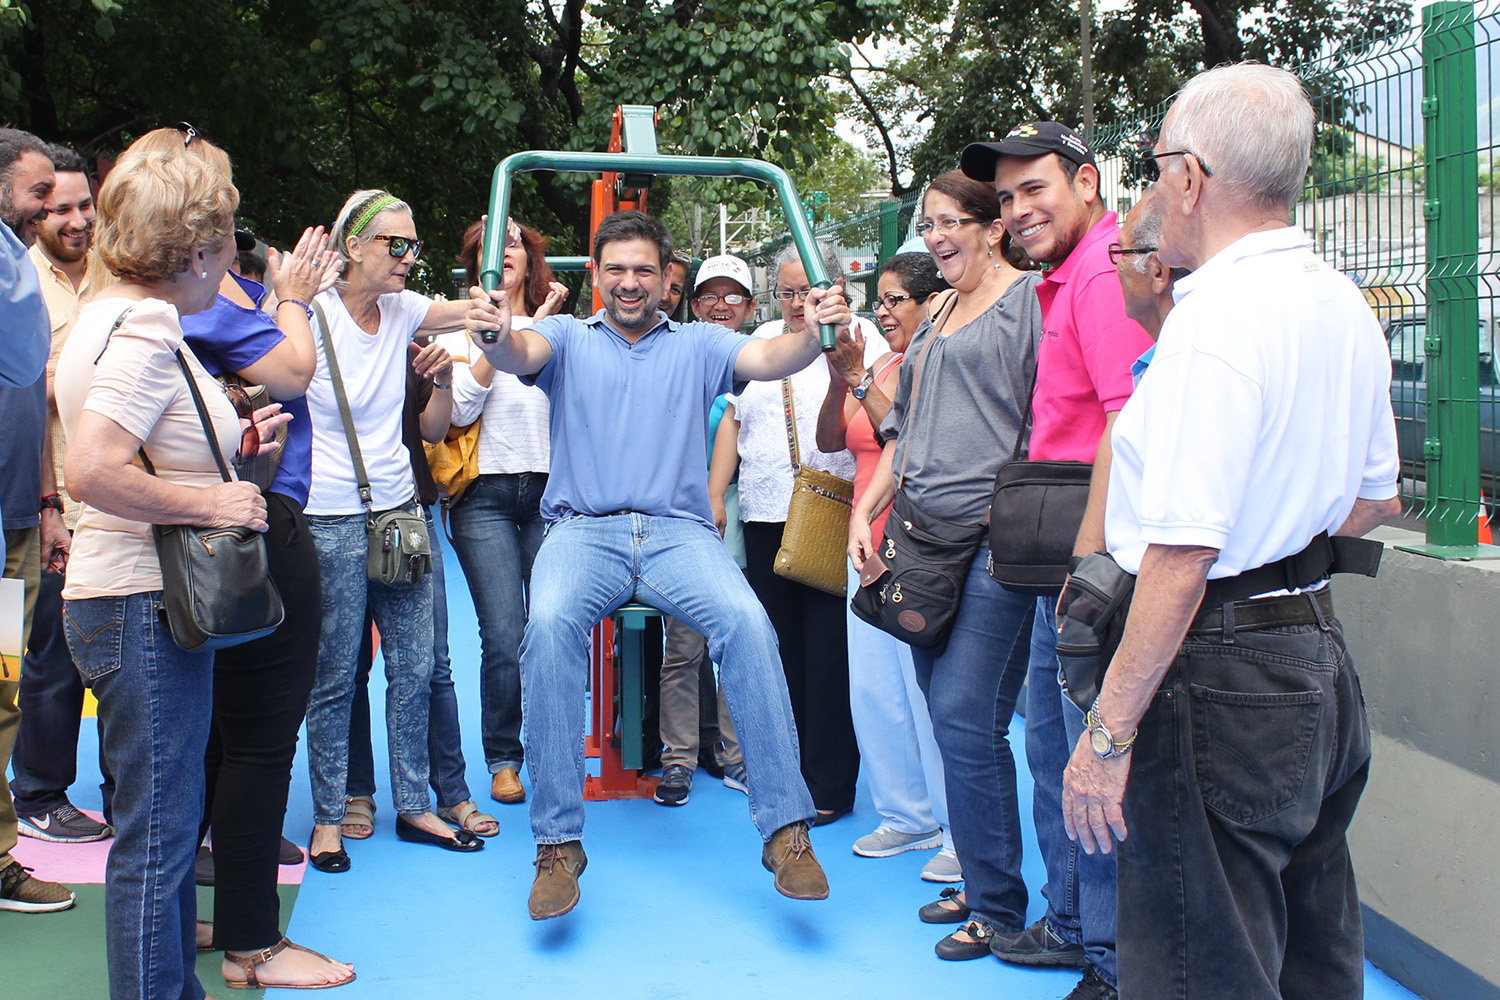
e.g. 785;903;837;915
0;125;77;914
12;144;115;847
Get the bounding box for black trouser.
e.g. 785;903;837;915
11;562;115;818
1117;600;1371;1000
200;493;322;951
741;520;859;813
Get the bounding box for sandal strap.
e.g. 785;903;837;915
226;937;292;987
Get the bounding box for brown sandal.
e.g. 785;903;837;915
197;920;216;953
223;937;355;990
436;800;499;837
340;796;375;840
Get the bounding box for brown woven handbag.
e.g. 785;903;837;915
773;377;854;596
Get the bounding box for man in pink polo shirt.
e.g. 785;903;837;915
959;122;1151;1000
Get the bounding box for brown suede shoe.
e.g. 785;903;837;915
761;821;829;900
491;767;526;804
528;841;587;920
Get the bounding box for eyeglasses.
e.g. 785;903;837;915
1108;242;1158;265
178;122;198;147
873;291;915;310
1139;149;1213;183
370;234;424;259
914;217;981;237
220;383;259;467
694;292;748;306
774;287;814;302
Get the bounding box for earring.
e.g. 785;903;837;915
994;261;1003;269
987;249;994;257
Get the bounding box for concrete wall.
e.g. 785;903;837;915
1339;525;1500;1000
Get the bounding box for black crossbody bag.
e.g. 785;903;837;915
850;295;986;652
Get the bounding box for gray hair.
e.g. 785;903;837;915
1127;194;1164;275
1159;62;1314;211
330;188;413;275
771;239;842;292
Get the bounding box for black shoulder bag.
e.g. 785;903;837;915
145;349;285;652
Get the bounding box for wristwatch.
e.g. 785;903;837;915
1086;702;1135;759
39;493;64;515
851;371;875;400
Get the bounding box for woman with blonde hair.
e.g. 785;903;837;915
55;126;351;998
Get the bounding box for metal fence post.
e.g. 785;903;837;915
1421;0;1482;553
879;199;900;262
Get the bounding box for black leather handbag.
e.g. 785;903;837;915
146;351;285;652
987;366;1092;595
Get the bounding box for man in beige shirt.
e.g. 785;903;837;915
11;144;114;847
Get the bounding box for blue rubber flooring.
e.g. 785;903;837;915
71;570;1421;999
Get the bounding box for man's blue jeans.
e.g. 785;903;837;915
523;512;814;843
446;472;546;774
1027;598;1118;985
306;512;435;822
65;591;213;1000
909;546;1035;933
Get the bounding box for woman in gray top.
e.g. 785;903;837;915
848;170;1042;961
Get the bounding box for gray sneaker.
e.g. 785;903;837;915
921;846;963;882
653;764;693;806
16;803;113;844
852;826;944;858
721;761;749;795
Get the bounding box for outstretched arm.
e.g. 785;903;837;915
465;285;553;376
734;285;853;382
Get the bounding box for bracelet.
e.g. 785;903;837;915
432;382;452;390
277;298;314;321
39;493;64;515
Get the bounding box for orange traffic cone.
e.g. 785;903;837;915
1480;492;1493;545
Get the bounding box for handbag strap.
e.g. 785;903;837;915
139;352;235;483
780;377;802;473
312;299;376;519
1010;360;1042;463
894;294;958;490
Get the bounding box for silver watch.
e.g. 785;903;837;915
851;372;875;399
1086;703;1136;760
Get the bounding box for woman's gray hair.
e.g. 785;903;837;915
771;239;842;292
330;188;413;276
1159;62;1314;212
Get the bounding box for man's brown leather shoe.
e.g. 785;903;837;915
528;841;586;920
762;821;829;900
491;767;526;804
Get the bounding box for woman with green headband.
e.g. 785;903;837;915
303;189;479;871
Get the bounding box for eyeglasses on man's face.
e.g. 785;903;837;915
1139;149;1213;183
1108;242;1158;266
914;216;981;237
774;287;814;302
873;291;915;311
694;292;748;307
370;234;423;260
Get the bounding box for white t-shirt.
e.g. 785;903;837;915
443;319;550;475
305;288;431;515
1105;227;1400;578
728;317;887;522
55;298;243;599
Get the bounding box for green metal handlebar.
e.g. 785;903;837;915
478;150;836;349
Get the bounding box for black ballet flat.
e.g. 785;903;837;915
395;816;485;853
307;838;351;874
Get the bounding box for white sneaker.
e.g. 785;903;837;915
852;826;944;858
921;846;963;882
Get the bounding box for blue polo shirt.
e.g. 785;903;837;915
527;310;749;527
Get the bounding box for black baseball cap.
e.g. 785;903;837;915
960;122;1097;181
234;228;258;252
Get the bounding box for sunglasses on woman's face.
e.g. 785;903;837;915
370;234;424;260
220;384;260;467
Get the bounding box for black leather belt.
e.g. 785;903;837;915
1188;587;1334;635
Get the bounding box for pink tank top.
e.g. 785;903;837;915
848;353;905;542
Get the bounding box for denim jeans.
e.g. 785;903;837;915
306;511;435;822
12;562;113;816
909;545;1034;933
1117;607;1371;1000
1026;598;1117;985
65;591;213;1000
523;512;814;843
846;559;945;837
447;472;546;773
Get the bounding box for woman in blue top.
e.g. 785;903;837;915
179;225;357;990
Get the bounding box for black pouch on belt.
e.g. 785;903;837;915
1056;552;1136;712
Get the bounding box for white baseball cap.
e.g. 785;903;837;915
694;254;753;296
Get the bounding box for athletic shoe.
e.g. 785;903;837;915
921;846;963;882
991;916;1088;968
0;861;75;913
653;764;693;806
15;803;112;844
1062;965;1118;1000
696;749;725;780
852;826;943;858
721;760;749;795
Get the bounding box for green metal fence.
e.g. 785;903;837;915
1088;0;1499;555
